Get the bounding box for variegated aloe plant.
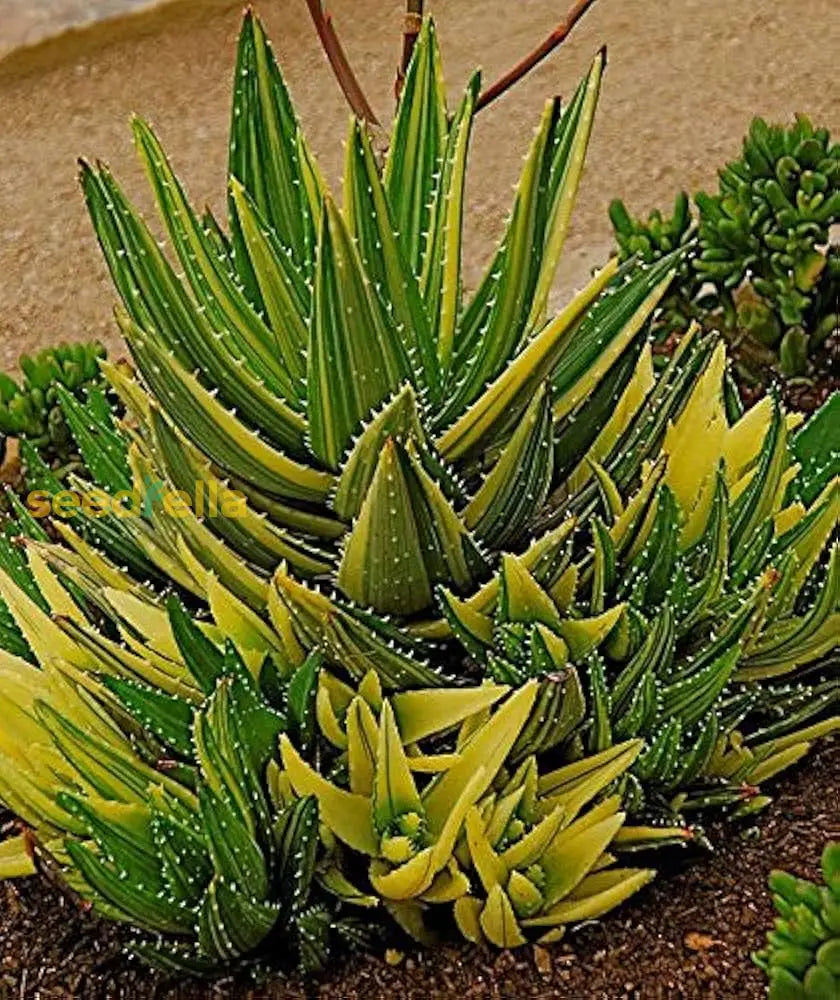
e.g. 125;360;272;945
61;11;677;635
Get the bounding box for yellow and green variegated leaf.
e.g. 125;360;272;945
373;701;423;833
421;682;538;833
443;99;558;421
271;567;444;688
83;169;301;453
449;53;605;420
661;343;727;547
421;72;479;379
337;438;483;615
133;118;302;406
391;683;509;744
609;455;667;556
507;870;545;919
343;122;437;395
229;178;309;381
463;384;554;548
414;516;577;641
721;396;774;484
566;342;655;494
122;318;327;500
0;571;98;673
337;438;432;614
370;766;486;900
384;16;447;278
737;545;839;679
206;575;286;677
308;197;411;469
437;588;494;656
479;883;527;948
346;696;379;795
553;269;673;425
499;554;561;629
525;50;605;332
38;702;193;809
149;405;332;578
280;735;377;855
558;604;625;661
228;10;315;271
332;384;426;520
540;810;625;906
729;399;789;561
774;479;839;603
465;805;508;892
25;548;85;624
522;867;654;927
454;895;484;943
436;261;617;462
538;740;643;816
0;834;36;879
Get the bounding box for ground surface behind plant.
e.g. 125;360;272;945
1;740;837;999
1;0;839;373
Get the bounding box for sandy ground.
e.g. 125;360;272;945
1;0;839;374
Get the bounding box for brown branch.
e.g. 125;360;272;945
305;0;380;125
475;0;599;112
395;0;424;101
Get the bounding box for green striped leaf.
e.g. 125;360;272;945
343;120;437;395
384;17;447;277
307;197;412;469
463;383;554;548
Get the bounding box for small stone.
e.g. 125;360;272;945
533;944;552;979
684;931;723;951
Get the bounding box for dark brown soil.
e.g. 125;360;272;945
1;740;838;1000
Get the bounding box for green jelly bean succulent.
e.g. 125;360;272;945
754;842;840;1000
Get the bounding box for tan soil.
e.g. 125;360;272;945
1;0;839;374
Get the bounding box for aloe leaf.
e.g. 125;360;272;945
82;166;304;449
132;118;302;406
229;10;316;274
436;261;618;462
343;121;437;395
122;319;329;502
421;72;479;379
337;438;483;615
308;198;412;469
149;406;332;578
274;795;319;917
384;17;447;278
463;384;554;548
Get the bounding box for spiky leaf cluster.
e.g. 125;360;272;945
0;559;375;976
69;11;682;625
754;842;840;1000
442;353;839;819
0;341;106;468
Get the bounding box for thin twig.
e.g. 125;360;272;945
395;0;424;100
305;0;380;124
475;0;599;112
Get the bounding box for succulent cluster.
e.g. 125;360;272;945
0;342;106;468
754;842;840;1000
610;115;840;389
0;10;836;986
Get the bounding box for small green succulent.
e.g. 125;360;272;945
0;341;107;470
754;842;840;1000
610;115;840;391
